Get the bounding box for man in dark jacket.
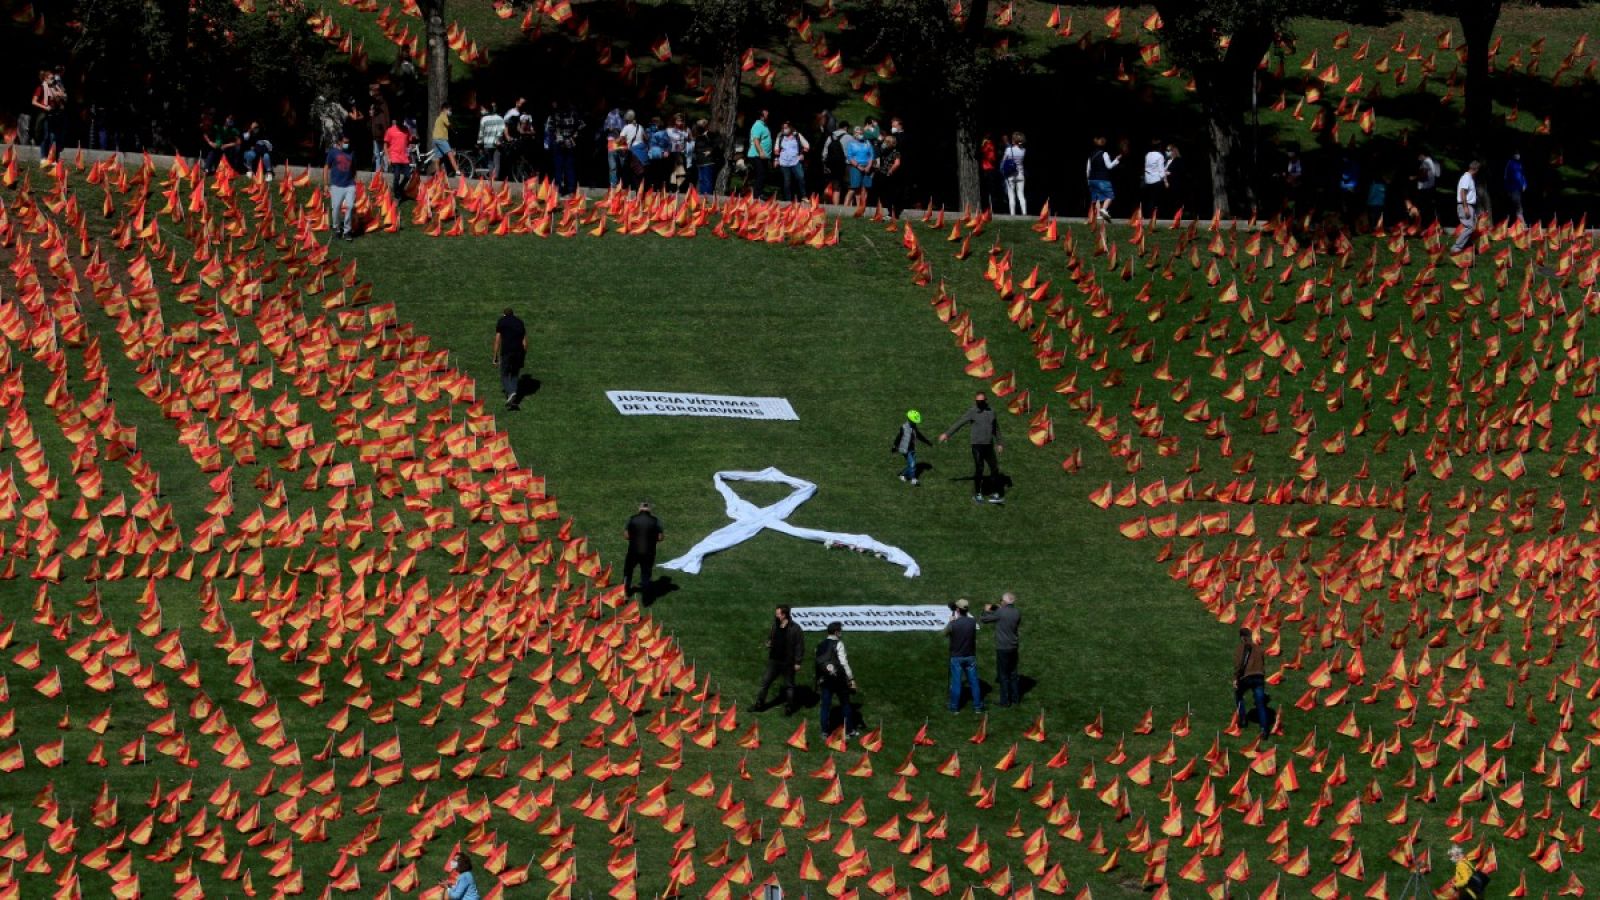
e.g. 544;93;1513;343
980;592;1022;707
944;599;983;713
492;307;527;409
623;501;664;598
1233;627;1269;737
756;605;805;714
940;392;1004;503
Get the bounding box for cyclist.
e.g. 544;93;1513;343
432;103;459;176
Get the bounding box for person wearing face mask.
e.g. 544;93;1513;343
775;121;810;201
324;135;357;242
939;392;1005;503
440;850;481;900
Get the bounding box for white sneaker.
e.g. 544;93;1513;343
898;474;908;482
911;478;920;486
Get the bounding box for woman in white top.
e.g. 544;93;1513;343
1140;138;1167;219
1085;135;1122;222
1001;132;1027;216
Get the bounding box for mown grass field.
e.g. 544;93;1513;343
0;145;1596;900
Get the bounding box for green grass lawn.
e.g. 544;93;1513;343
1;154;1595;900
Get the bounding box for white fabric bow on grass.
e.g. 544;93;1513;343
660;467;921;578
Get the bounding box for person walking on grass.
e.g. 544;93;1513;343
623;501;664;598
756;605;805;715
1451;160;1481;256
324;135;357;242
944;599;984;713
815;622;858;737
1232;627;1269;738
939;392;1004;503
892;409;933;486
491;307;527;410
980;592;1022;707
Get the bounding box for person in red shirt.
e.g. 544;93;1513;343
383;120;414;210
979;134;999;213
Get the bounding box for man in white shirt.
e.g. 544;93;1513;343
477;104;506;180
1416;151;1441;220
1451;160;1480;254
1141;138;1168;219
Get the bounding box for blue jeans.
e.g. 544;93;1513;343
552;145;577;194
697;163;718;195
390;163;413;204
781;163;806;200
1235;679;1269;735
901;450;917;480
244;149;272;177
819;682;853;735
948;656;982;711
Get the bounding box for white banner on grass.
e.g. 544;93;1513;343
790;605;952;632
659;468;921;578
606;391;798;420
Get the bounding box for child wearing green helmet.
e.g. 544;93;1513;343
891;409;933;486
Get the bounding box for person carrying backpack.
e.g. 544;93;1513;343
822;121;851;203
815;622;858;737
892;409;932;485
1002;133;1027;215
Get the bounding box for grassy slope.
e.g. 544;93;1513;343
346;198;1594;896
346;219;1221;723
1;145;1595;897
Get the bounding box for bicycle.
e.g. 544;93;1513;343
411;141;468;178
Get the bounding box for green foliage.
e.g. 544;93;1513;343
687;0;791;61
19;0;339;150
859;0;1009;122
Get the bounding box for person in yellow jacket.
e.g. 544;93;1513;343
1449;846;1487;900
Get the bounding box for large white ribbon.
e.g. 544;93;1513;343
660;467;921;578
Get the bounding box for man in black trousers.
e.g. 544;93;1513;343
939;391;1005;503
623;500;663;598
981;592;1022;707
756;605;805;714
492;307;527;410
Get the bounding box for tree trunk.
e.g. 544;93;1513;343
419;0;449;137
709;54;741;194
955;118;981;212
1205;114;1234;219
955;0;989;213
1459;0;1501;155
